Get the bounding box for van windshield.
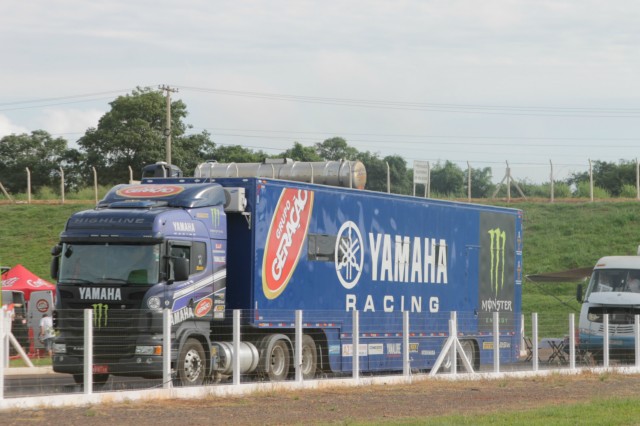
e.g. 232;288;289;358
586;269;640;297
58;243;161;285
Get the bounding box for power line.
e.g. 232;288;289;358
175;85;640;118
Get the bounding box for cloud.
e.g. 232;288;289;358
0;115;29;138
41;108;104;142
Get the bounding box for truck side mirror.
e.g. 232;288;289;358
50;258;59;280
576;284;583;303
50;244;62;280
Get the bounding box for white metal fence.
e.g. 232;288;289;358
2;307;640;408
5;159;640;204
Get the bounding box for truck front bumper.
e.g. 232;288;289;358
53;354;166;379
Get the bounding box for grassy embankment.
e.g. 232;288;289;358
1;200;639;338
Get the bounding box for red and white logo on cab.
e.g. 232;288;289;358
262;188;314;300
194;298;213;317
36;299;49;313
116;185;184;198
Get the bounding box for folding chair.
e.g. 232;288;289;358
523;336;533;362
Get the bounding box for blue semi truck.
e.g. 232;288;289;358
50;161;523;385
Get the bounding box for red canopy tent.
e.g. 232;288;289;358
1;264;56;300
1;264;56;357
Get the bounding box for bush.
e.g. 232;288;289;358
573;182;610;199
619;184;638;199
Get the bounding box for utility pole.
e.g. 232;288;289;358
159;85;178;165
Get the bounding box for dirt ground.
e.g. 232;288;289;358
6;372;640;425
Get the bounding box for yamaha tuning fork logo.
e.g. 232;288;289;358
335;221;364;289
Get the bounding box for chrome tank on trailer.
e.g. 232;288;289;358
195;158;367;190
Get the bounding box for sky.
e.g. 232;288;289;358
2;0;640;184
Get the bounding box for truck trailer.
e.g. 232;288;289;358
50;165;523;385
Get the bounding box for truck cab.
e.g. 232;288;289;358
51;179;229;385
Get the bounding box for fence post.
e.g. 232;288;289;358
636;159;639;201
233;309;241;385
569;313;576;370
532;313;539;372
403;311;410;377
59;167;65;204
549;159;554;203
352;310;359;381
295;310;303;382
84;308;93;395
635;315;640;368
589;159;594;202
26;167;31;204
93;167;98;204
0;308;5;400
493;311;500;373
451;311;458;375
467;161;471;202
163;308;171;389
603;313;609;367
386;162;390;194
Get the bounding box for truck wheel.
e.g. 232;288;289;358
301;335;318;380
266;338;290;381
177;338;206;386
458;340;477;372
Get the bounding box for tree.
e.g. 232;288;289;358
281;142;323;162
355;151;386;192
0;131;71;193
78;87;213;184
209;145;269;164
315;137;358;160
465;166;494;198
567;160;637;197
384;155;412;195
430;161;464;197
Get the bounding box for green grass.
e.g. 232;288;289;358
10;357;52;367
0;203;92;279
1;200;639;338
363;397;640;425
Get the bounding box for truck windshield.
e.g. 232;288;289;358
58;243;161;285
586;269;640;296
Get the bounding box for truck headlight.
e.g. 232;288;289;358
53;343;67;354
135;345;162;355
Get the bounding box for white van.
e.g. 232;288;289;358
577;255;640;361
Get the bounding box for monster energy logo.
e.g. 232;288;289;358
488;228;506;296
211;208;221;227
92;303;109;329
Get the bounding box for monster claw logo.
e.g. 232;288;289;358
335;221;364;289
488;228;506;296
211;208;221;227
92;303;109;329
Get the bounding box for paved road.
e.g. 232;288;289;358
3;368;164;398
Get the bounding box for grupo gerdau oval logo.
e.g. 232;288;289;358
262;188;314;300
195;298;213;317
116;184;185;198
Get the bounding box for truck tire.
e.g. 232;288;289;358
458;339;477;372
177;338;206;386
440;339;477;373
260;334;291;382
301;335;318;380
